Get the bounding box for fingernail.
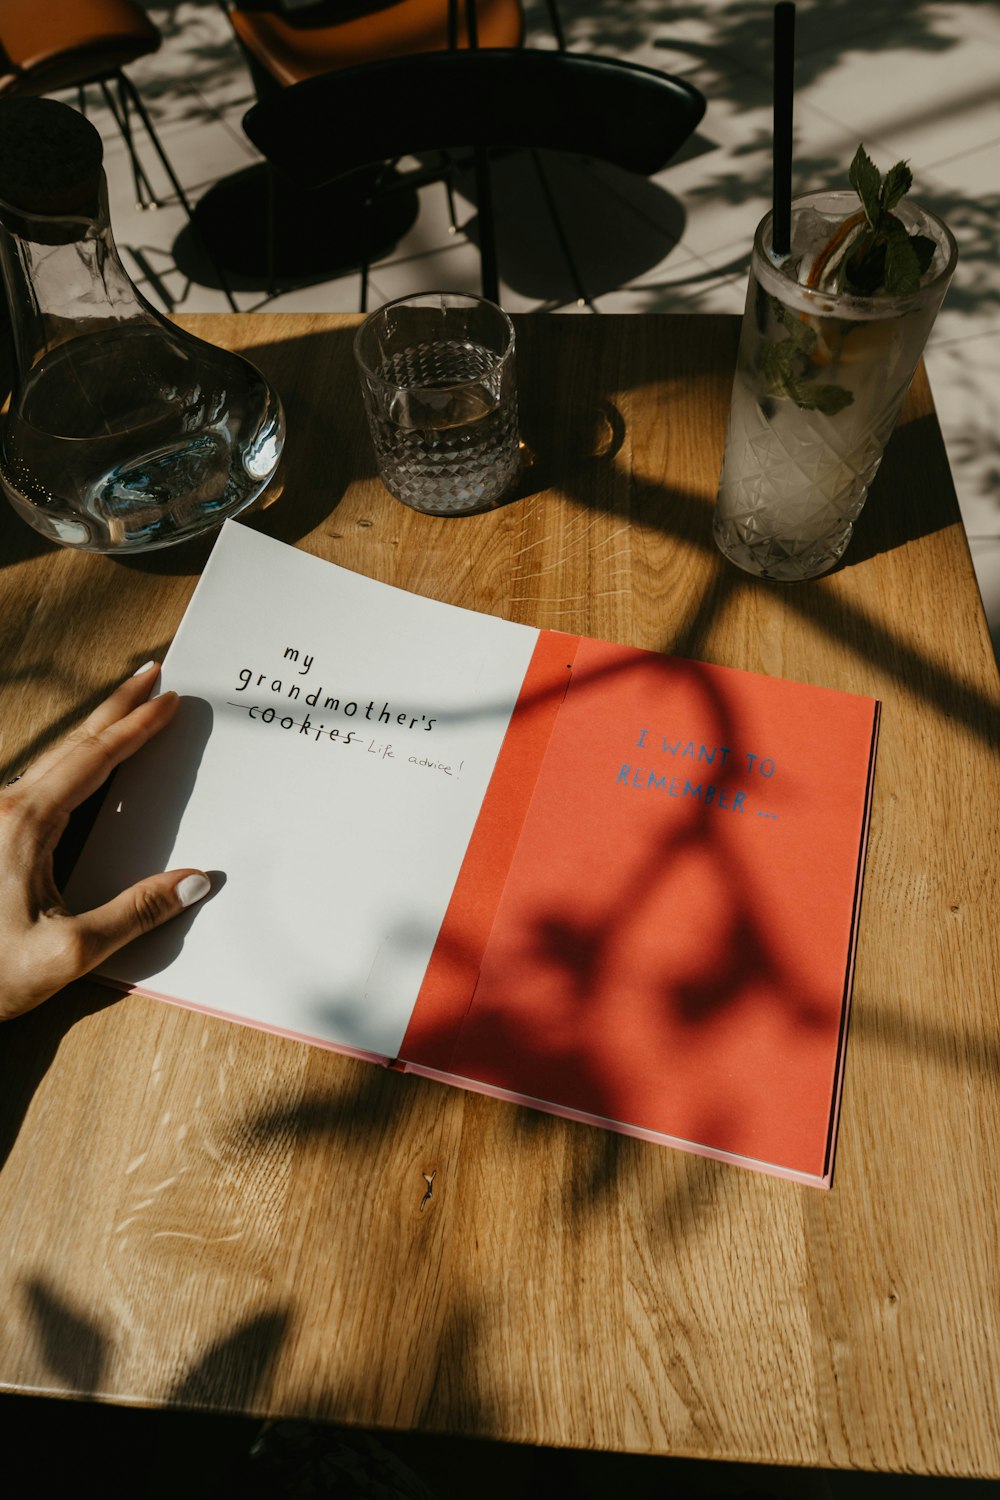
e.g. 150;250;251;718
132;660;157;677
176;873;211;908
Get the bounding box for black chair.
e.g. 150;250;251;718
242;48;705;307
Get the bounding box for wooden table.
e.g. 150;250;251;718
0;314;997;1477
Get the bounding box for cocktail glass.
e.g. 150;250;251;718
714;190;957;581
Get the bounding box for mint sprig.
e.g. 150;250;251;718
758;297;854;416
750;146;938;418
842;145;935;295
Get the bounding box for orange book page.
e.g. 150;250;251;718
399;630;577;1069
408;638;878;1181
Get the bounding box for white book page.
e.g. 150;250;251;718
66;522;539;1058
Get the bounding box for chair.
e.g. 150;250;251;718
218;0;526;289
226;0;526;99
0;0;236;308
242;48;706;306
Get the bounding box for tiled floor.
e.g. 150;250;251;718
71;0;1000;661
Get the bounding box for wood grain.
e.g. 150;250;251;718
0;314;996;1475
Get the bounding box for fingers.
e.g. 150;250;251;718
51;868;212;985
0;664;211;1021
21;684;180;828
73;660;164;739
20;660;166;787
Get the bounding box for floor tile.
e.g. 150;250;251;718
81;97;257;221
914;157;1000;344
969;538;1000;660
140;0;248;83
256;270;366;316
492;150;690;308
924;0;1000;49
366;238;487;308
597;260;747;317
924;335;1000;541
554;0;730;72
551;0;959;91
919;134;1000;199
797;27;1000;176
107;204;240;314
359;172;484;307
116;3;257;144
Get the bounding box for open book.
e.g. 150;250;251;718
68;522;879;1187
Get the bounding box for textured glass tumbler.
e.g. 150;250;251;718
354;292;520;515
714;191;957;581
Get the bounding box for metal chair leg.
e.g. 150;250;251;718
544;0;567;50
358;158;400;314
116;70;239;311
440;151;460;236
473;144;499;305
265;163;280;300
99;78;158;209
530;147;595;311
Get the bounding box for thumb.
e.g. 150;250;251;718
73;869;211;973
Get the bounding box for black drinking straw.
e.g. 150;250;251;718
772;2;796;258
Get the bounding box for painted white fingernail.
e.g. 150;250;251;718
176;873;211;908
132;660;157;677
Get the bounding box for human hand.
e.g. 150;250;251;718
0;662;209;1022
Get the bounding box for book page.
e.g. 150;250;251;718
66;523;539;1059
417;639;878;1181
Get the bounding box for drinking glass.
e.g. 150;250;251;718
354;292;520;515
714;190;957;581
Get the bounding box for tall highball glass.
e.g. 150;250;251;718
714;191;957;581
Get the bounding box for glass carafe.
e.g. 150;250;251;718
0;97;284;552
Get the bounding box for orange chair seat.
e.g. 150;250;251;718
0;0;160;96
230;0;524;88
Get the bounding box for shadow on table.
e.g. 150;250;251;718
839;407;964;569
19;1267;290;1410
0;983;120;1173
1;315;997;1443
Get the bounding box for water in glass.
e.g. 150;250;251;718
367;337;519;514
